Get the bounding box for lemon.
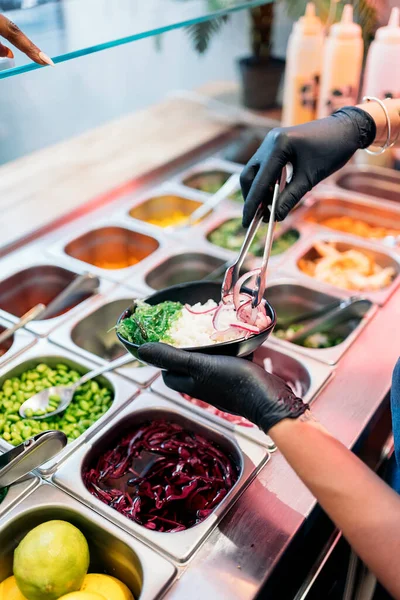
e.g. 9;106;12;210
0;576;28;600
81;574;134;600
13;520;90;600
58;594;105;600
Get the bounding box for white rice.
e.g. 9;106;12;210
167;300;241;348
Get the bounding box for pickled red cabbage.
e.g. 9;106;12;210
83;419;239;532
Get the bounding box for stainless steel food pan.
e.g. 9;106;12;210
331;165;400;204
0;474;39;518
300;193;400;248
53;393;269;563
47;219;167;284
280;232;400;305
0;249;112;337
0;483;176;599
49;286;159;387
266;277;378;365
0;317;37;368
0;339;139;476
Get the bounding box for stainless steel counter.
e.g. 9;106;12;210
0;133;398;599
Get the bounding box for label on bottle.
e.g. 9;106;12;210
292;74;320;124
326;85;357;114
382;91;400;100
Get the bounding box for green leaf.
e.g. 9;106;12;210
185;15;229;54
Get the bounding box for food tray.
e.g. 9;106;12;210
0;483;176;600
49;285;159;387
46;218;168;284
151;341;333;449
0;339;139;476
53;393;269;562
300;191;400;249
174;157;242;198
113;181;215;233
0;317;37;368
279;231;400;306
265;276;378;365
131;240;243;295
0;248;114;337
330;164;400;205
0;474;39;518
193;207;303;271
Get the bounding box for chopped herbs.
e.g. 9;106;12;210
117;300;183;345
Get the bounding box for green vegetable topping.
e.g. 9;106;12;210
117;300;183;345
0;362;113;446
208;218;299;257
275;325;345;349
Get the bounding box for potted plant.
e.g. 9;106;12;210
237;3;282;110
184;0;383;110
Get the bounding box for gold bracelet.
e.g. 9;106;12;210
362;96;394;156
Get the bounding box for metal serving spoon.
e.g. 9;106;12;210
0;304;46;346
19;353;134;420
0;273;99;349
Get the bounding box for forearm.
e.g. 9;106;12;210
357;98;400;146
269;416;400;599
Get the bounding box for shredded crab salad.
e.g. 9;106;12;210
298;241;395;291
117;270;272;347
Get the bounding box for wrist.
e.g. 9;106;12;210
333;106;376;149
268;410;327;443
256;395;309;435
356;98;400;146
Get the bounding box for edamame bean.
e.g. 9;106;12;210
0;362;114;447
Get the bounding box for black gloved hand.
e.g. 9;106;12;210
138;343;308;434
240;107;376;226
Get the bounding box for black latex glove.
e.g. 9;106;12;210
138;343;308;434
240;106;377;226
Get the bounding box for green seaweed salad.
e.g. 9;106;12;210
117;300;183;345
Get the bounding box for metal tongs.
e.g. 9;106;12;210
222;177;282;308
0;430;67;489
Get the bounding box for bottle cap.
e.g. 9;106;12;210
0;57;15;72
330;4;362;39
375;7;400;43
292;2;323;37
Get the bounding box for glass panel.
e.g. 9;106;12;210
0;0;272;79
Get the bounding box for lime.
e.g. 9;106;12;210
13;520;90;600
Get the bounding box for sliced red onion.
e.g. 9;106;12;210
229;323;260;334
212;303;227;332
184;303;217;315
232;269;261;311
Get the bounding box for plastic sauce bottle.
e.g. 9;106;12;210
282;2;324;126
363;7;400;101
317;4;363;118
362;7;400;169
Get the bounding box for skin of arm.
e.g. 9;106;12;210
269;415;400;600
357;98;400;146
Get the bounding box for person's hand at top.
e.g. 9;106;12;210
138;343;308;434
0;13;53;66
240;106;377;226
